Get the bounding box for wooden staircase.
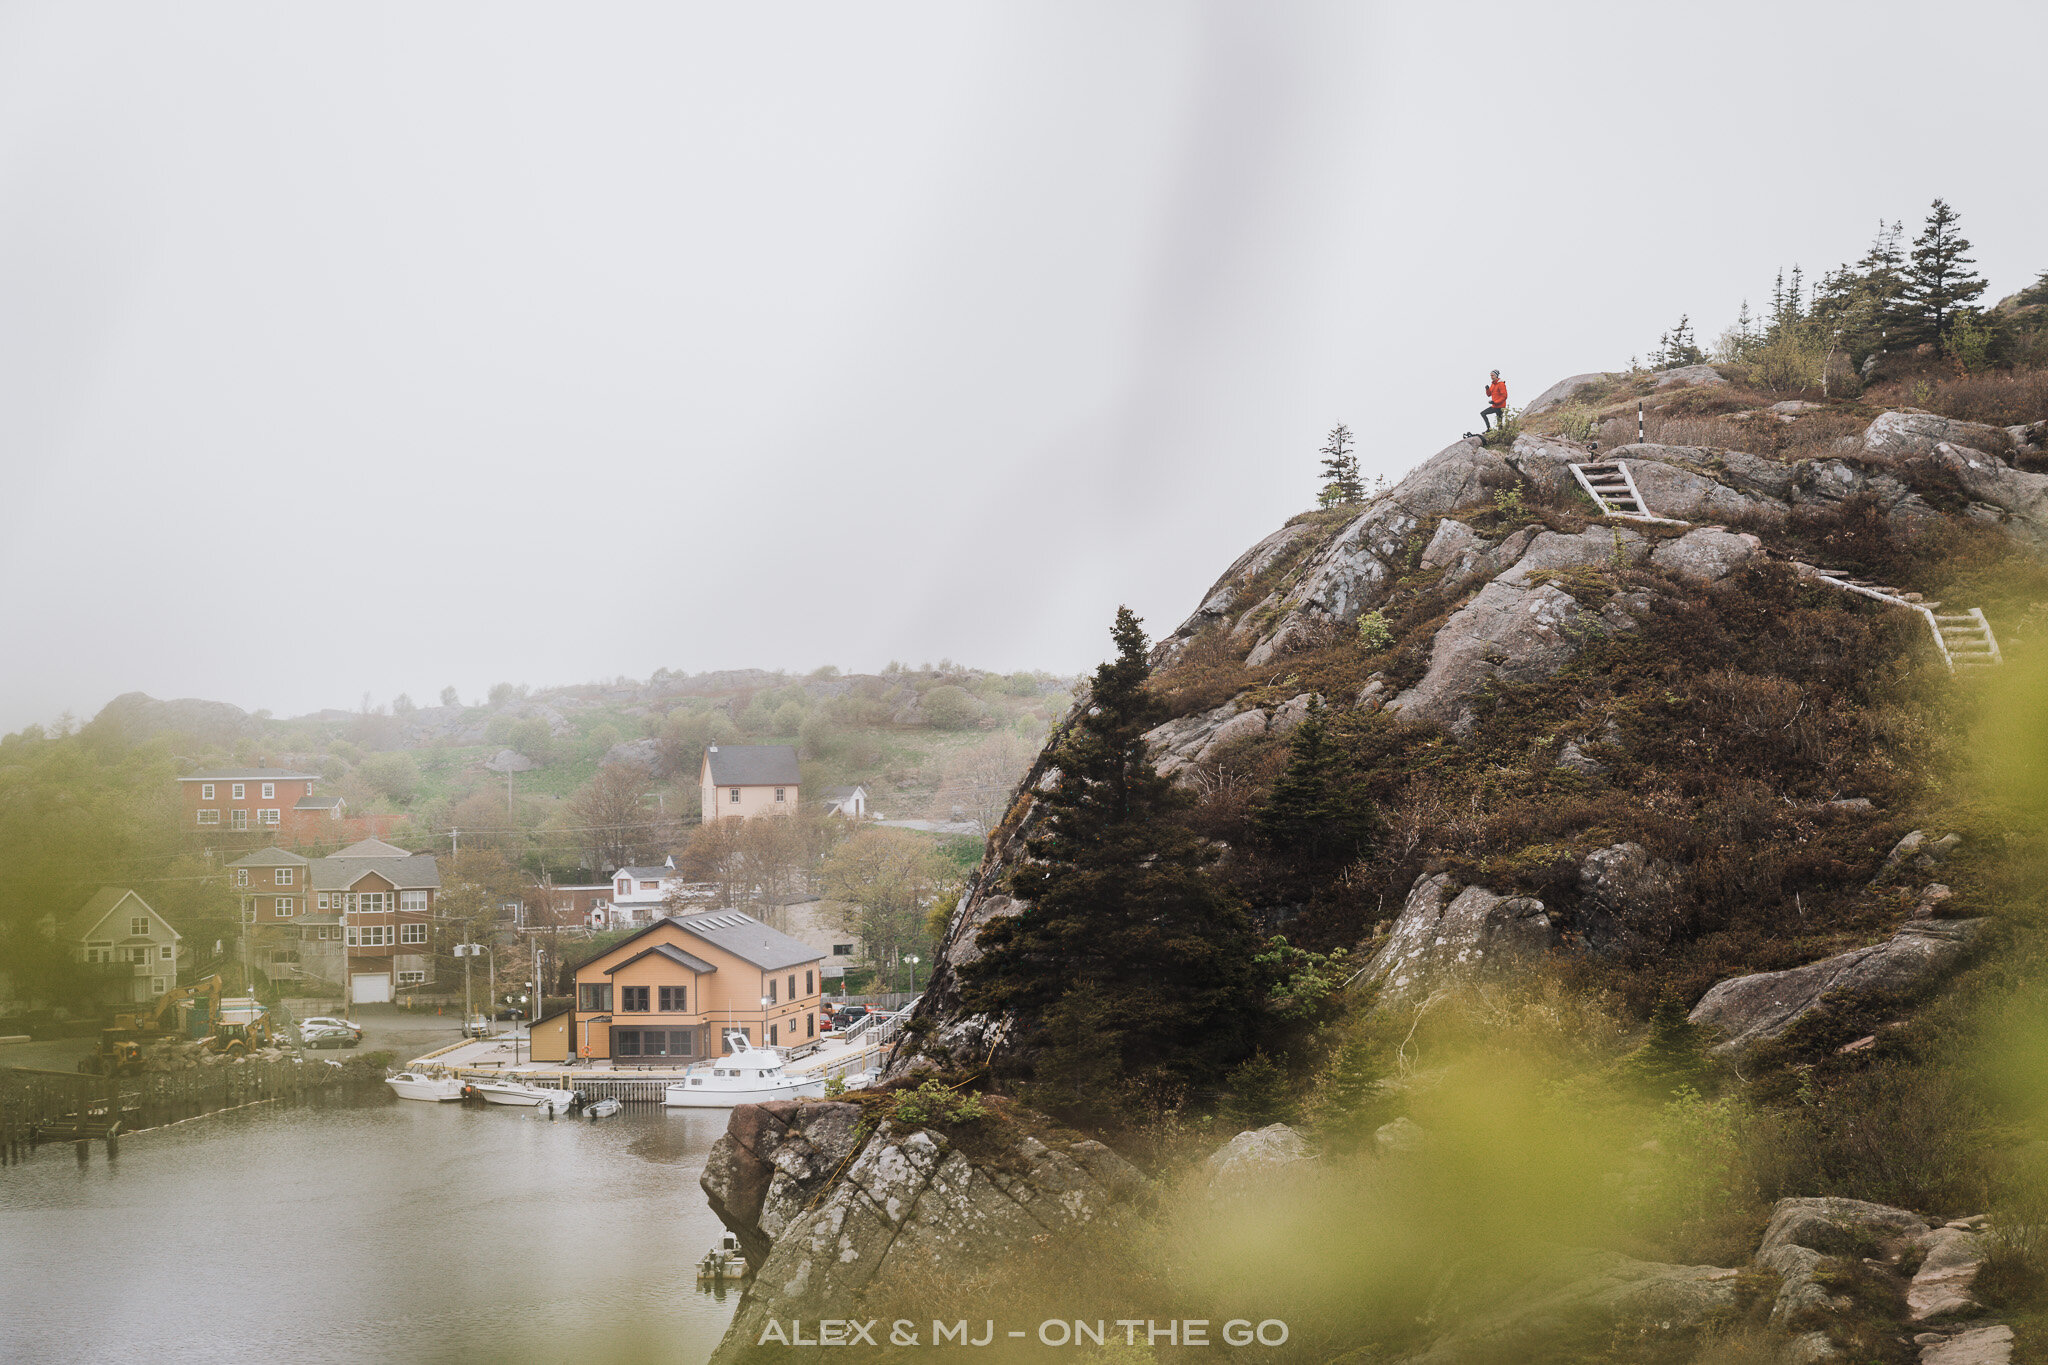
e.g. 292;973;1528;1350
1569;461;1685;523
1797;565;2003;673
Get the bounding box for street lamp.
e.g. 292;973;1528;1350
903;955;921;994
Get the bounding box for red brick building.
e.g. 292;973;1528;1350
179;767;343;841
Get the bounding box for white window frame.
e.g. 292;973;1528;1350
160;945;173;960
317;894;330;910
396;970;425;986
152;978;166;995
276;897;294;917
197;809;219;825
399;922;427;944
258;808;280;826
261;782;275;799
129;916;149;937
231;810;248;831
775;787;785;802
232;783;245;800
356;891;390;914
201;783;215;800
275;867;293;886
235;869;249;887
729;787;741;803
86;942;112;963
399;890;428;913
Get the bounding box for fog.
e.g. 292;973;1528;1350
3;1;2043;732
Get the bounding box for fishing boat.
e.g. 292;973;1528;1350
664;1031;828;1108
583;1097;623;1119
698;1231;750;1281
385;1070;464;1102
472;1079;577;1114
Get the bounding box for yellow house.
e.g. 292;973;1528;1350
699;744;800;821
567;911;825;1063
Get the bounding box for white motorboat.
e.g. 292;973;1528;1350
664;1031;828;1108
583;1097;623;1119
385;1071;464;1102
473;1079;576;1114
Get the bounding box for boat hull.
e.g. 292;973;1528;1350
663;1078;827;1108
386;1074;464;1102
475;1084;573;1110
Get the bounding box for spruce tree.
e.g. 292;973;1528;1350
959;607;1261;1096
1252;695;1376;868
1316;1034;1391;1153
1900;198;1987;346
1317;425;1363;507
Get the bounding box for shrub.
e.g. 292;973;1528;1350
921;685;981;730
889;1077;987;1127
1492;485;1526;519
357;752;421;804
1944;313;1995;374
1356;610;1393;652
1552;402;1597;442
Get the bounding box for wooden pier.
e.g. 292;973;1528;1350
0;1061;354;1166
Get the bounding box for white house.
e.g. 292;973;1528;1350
818;785;869;820
70;888;181;1006
609;858;686;927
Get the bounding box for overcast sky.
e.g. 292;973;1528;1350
3;2;2043;733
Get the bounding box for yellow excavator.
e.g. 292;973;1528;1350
83;975;229;1075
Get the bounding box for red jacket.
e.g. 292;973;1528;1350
1486;379;1507;407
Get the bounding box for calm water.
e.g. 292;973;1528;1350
0;1090;741;1365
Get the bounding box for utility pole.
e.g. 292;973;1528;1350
451;828;460;856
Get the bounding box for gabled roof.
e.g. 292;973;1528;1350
570;913;821;975
615;866;675;880
670;910;821;971
819;785;866;802
180;768;320;782
312;852;441;892
333;837;412;858
294;796;344;811
702;744;801;787
606;942;718;975
228;848;312;868
68;888;179;943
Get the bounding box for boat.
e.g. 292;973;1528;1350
385;1071;464;1102
664;1031;828;1108
583;1097;623;1119
472;1079;577;1114
698;1231;750;1281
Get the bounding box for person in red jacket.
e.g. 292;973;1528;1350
1480;370;1508;433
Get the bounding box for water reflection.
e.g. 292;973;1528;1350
0;1088;740;1365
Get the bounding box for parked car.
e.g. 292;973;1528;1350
463;1016;491;1038
300;1016;357;1034
298;1022;361;1049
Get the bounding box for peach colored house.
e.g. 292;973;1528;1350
568;912;824;1063
699;744;800;821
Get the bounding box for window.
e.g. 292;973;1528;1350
400;922;427;944
304;781;313;796
347;924;393;947
261;783;275;800
130;916;149;937
578;983;613;1012
152;978;165;995
201;783;215;800
317;894;330;910
805;970;814;995
197;809;219;826
640;880;659;893
275;868;293;886
806;1012;814;1038
721;1027;751;1053
86;942;112;964
232;783;245;800
160;945;173;960
787;974;796;1002
670;1029;695;1057
231;810;248;831
356;892;389;914
658;985;685;1011
235;869;249;888
833;943;853;956
258;809;280;826
768;1024;778;1046
621;985;650;1012
729;787;741;803
774;787;785;802
276;898;293;917
397;970;425;986
766;978;777;1004
400;890;428;913
616;879;629;897
128;946;151;963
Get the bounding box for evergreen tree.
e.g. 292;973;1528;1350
1654;314;1703;369
1316;424;1363;507
1899;198;1987;345
1316;1034;1391;1153
1252;696;1375;867
959;607;1262;1097
1219;1050;1297;1129
1626;997;1714;1098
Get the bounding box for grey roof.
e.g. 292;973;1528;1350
68;888;176;942
179;768;320;782
616;866;673;880
294;796;344;811
228;848;313;868
668;911;820;971
606;942;718;975
333;837;412;858
819;785;865;803
702;744;800;787
312;852;441;892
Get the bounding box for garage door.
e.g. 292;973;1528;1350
351;972;392;1004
